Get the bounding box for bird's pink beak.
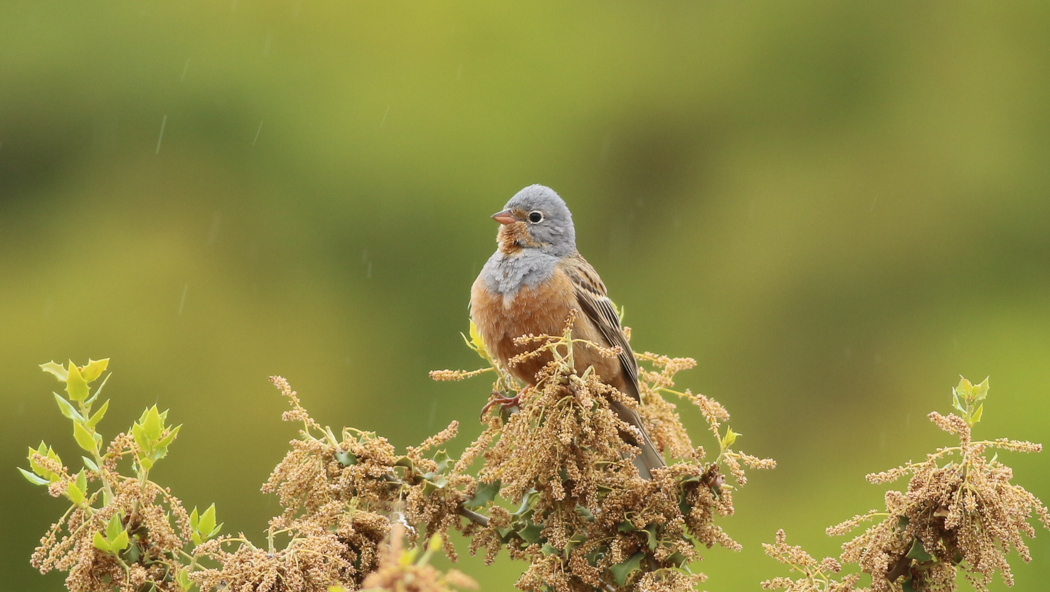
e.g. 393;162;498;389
491;210;516;225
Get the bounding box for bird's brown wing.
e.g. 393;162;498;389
560;254;641;402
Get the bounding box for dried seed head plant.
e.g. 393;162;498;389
431;317;774;591
763;377;1049;592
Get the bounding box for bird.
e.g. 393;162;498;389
469;184;666;479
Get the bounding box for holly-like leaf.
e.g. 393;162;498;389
73;421;98;454
107;513;124;541
465;480;500;509
198;504;217;540
110;530;129;552
971;404;984;424
610;552;645;586
142;406;163;441
906;537;933;562
972;377;989;402
80;358;109;383
93;531;112;553
66;361;89;402
40;361;69;382
66;480;85;505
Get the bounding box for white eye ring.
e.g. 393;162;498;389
528;211;543;223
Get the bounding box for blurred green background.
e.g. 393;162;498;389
3;1;1049;590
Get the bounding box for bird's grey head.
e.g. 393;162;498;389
491;185;577;257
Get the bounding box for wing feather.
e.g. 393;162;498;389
561;255;641;401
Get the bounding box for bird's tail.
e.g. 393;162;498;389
609;399;666;480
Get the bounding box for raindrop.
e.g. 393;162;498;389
252;120;264;145
380;107;390;128
155;115;167;154
180;58;191;82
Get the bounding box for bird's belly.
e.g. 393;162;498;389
471;273;622;387
471;273;578;385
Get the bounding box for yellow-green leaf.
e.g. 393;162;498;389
19;467;50;486
66;480;85;505
86;400;109;429
107;513;124;540
971;404;984;424
66;361;89;402
40;361;68;382
53;393;84;422
109;530;129;552
143;406;163;441
73;421;98;454
972;377;990;402
80;359;109;383
93;531;111;553
198;504;216;539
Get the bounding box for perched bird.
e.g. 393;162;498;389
470;184;666;479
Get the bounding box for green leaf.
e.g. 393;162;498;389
122;541;141;564
972;377;989;402
432;450;452;474
76;470;87;494
190;507;199;531
644;526;659;550
142;406;163;441
80;359;109;383
617;521;639;533
970;404;984;424
19;467;50;486
66;480;85;505
198;505;217;540
154;425;182;458
110;530;129;552
517;523;545;544
610;552;645;586
721;427;739;449
335;449;358;466
53;393;84;422
139;457;154;471
86;400;109;429
93;531;112;553
107;514;124;541
132;422;149;453
40;361;69;382
86;373;111;407
465;480;500;509
574;504;595;522
73;421;98;454
906;537;933;562
82;456;99;472
66;361;89;402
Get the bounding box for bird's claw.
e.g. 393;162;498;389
479;388;527;420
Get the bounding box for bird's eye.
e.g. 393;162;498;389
528;211;543;223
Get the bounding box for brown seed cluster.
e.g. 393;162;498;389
190;376;482;591
821;397;1049;591
31;436;192;592
761;529;860;592
452;327;773;592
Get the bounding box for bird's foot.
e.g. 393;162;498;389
479;387;529;419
